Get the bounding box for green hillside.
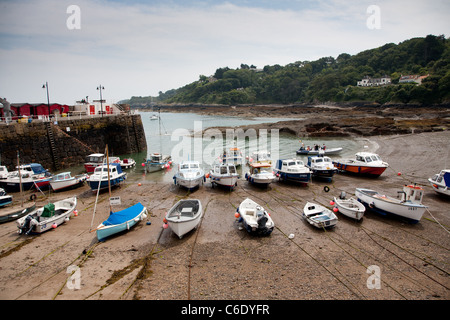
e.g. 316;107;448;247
127;34;450;106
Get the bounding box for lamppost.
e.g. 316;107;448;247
42;81;51;118
96;85;105;117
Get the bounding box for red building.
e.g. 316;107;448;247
1;103;70;120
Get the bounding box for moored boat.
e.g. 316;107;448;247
306;155;338;180
274;159;311;184
235;198;274;236
87;163;127;191
96;202;147;241
333;192;365;221
50;172;87;192
208;163;239;189
248;150;272;165
173;161;205;190
297;145;342;155
0;166;9;179
221;147;243;167
333;152;388;177
84;153;105;173
164;199;203;239
245;163;275;186
144;153;172;173
303;202;338;229
17;197;77;234
0;188;13;207
355;185;427;223
0;203;36;224
428;169;450;197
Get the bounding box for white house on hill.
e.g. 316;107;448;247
357;75;391;87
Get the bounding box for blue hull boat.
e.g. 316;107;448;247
96;202;147;241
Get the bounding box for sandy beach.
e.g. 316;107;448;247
0;129;449;302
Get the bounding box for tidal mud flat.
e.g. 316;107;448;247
0;129;448;301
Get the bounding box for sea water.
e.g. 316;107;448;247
118;111;378;184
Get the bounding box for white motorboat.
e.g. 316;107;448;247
355;185;427;223
0;188;13;207
235;198;274;236
333;192;365;221
428;169;450;197
49;172;87;192
333;152;389;177
88;163;127;191
173;161;205;190
296;146;343;155
208;163;239;189
303;202;338;229
274;159;311;184
120;158;136;169
306;155;338;180
164;199;203;239
245;163;275;186
0;166;9;179
221;147;243;167
17;197;77;234
248;150;272;165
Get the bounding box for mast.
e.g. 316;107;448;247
17;151;23;207
105;144;112;213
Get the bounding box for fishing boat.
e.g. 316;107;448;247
0;166;9;179
0;203;36;224
296;145;342;155
120;158;136;169
87;163;127;191
208;163;239;189
235;198;274;236
306;155;338;180
164;199;203;239
428;169;450;197
84;153;105;173
248;150;272;165
245;163;275;186
17;197;77;235
355;185;427;223
221;147;243;167
274;159;311;184
0;188;13;207
173;161;205;190
303;202;338;229
0;171;36;192
49;172;87;192
333;152;389;177
333;192;365;221
95;202;148;241
150;114;158;120
144;153;172;173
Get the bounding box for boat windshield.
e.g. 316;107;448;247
365;157;372;163
296;160;304;165
220;166;228;174
229;166;237;174
371;155;381;161
315;158;323;163
190;163;199;169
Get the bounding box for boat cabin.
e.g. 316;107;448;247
355;152;383;163
213;163;237;175
307;156;332;167
250;151;272;164
150;153;163;163
430;170;450;187
0;166;8;179
399;185;424;204
275;159;305;172
85;154;104;164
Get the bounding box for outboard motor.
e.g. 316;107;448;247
256;210;268;229
339;191;347;199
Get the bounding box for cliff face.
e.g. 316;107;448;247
0;114;147;171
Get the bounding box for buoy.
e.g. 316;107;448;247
138;183;142;186
330;201;335;206
52;223;57;229
397;172;402;176
333;207;339;213
168;161;172;165
74;210;78;216
141;163;145;167
234;212;240;218
163;218;168;224
146;221;152;225
163;223;169;229
288;234;295;239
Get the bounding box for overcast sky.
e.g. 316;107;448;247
0;0;449;105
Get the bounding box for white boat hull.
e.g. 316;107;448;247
210;175;239;187
355;188;427;223
175;176;204;189
237;198;274;235
333;197;365;220
17;197;77;234
428;178;450;196
166;200;203;239
303;202;338;229
50;174;87;192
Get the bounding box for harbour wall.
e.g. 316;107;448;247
0;114;147;171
